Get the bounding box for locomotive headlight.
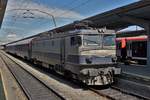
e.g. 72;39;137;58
85;57;92;64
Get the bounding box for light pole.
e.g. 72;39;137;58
8;8;57;28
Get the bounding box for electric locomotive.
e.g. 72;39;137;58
5;28;121;85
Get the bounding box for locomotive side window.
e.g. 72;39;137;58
71;36;81;46
71;37;75;45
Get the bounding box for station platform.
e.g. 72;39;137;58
0;55;27;100
120;64;150;81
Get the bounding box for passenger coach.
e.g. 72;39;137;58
116;30;147;64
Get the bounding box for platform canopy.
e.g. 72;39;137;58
84;0;150;30
53;0;150;32
0;0;7;28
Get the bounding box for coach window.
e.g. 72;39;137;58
130;43;132;50
71;36;81;46
126;43;129;50
119;42;121;49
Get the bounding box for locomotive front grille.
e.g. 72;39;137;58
79;66;121;85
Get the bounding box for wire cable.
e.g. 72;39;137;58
55;0;91;18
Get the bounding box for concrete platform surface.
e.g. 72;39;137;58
120;64;150;80
0;55;27;100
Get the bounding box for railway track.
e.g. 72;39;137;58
0;52;65;100
1;51;149;100
89;86;144;100
89;75;150;100
90;84;150;100
112;77;150;100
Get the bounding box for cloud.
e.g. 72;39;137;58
7;33;17;38
6;0;83;19
2;26;26;31
1;0;84;43
6;33;21;42
0;32;21;44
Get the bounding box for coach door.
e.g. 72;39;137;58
121;38;127;60
60;38;66;66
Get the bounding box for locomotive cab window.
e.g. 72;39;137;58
71;36;81;46
102;34;116;49
83;34;101;46
103;34;115;46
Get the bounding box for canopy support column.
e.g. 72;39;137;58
147;24;150;67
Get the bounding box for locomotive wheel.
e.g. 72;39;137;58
64;70;73;79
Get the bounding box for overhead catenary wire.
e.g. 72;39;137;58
46;0;80;15
27;0;82;26
7;0;31;35
5;0;92;38
32;0;91;22
6;0;25;36
33;0;92;29
55;0;91;18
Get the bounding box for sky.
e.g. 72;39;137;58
0;0;140;44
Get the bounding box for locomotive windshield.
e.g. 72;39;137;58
103;34;115;47
83;34;101;46
82;34;116;49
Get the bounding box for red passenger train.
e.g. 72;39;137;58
116;30;147;65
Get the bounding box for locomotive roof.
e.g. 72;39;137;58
36;29;115;39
